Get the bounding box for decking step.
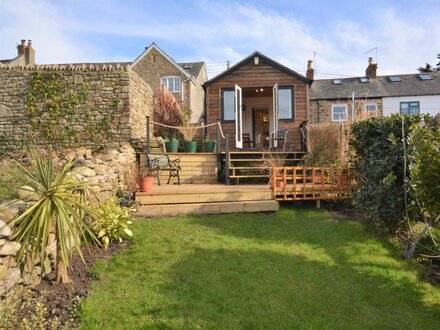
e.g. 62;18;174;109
136;190;273;205
136;200;279;217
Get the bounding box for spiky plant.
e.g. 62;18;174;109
10;150;98;283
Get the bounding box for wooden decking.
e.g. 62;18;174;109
136;184;279;217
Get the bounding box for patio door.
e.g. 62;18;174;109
272;83;279;148
235;84;243;148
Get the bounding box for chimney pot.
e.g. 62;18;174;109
21;39;26;46
27;40;32;48
306;59;314;81
17;39;25;56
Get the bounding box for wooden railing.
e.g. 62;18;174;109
272;166;352;201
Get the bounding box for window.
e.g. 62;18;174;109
221;89;235;121
278;87;294;120
359;77;369;83
418;74;432;81
388;76;401;82
161;76;181;92
400;101;420;115
333;79;342;85
365;103;377;112
332;104;348;122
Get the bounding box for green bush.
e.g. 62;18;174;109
93;198;133;249
350;114;422;232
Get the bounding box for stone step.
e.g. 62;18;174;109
136;200;279;217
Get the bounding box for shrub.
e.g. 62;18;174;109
152;88;183;139
349;114;422;232
10;149;98;283
92;198;133;249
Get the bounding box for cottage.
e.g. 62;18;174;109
203;51;312;151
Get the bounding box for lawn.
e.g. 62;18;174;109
80;206;440;329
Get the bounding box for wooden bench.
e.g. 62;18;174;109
146;153;181;185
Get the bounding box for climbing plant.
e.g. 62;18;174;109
24;71;121;146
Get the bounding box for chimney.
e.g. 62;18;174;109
24;40;35;65
365;57;377;79
17;39;26;56
306;60;314;80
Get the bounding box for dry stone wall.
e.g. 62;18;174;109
0;65;153;155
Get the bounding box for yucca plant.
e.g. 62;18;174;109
10;150;98;283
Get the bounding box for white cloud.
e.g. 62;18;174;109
1;1;439;78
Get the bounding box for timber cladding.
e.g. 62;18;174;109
205;60;309;151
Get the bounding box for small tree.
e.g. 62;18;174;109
152;88;183;139
418;53;440;72
10;150;98;283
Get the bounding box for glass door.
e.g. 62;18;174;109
235;84;243;148
272;83;279;148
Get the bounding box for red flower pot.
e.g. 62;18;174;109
139;176;154;192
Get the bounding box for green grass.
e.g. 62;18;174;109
80;206;440;329
0;177;15;200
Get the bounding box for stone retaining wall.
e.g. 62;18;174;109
0;145;137;297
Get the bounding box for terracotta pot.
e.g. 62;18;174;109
139;176;154;192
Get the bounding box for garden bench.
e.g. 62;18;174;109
146;153;181;185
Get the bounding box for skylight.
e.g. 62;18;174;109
333;79;342;85
359;77;369;83
418;74;433;81
183;64;192;69
388;76;402;82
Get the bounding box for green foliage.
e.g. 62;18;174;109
350;114;422;232
92;197;133;249
409;116;440;218
10;149;98;282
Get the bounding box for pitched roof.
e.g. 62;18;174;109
178;62;205;78
310;72;440;100
204;51;310;87
131;42;191;78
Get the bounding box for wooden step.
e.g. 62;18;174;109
136;200;279;217
137;190;272;205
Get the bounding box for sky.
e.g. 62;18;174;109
1;0;439;79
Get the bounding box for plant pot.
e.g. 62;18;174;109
204;140;217;153
184;141;198;153
165;139;179;153
269;175;284;189
138;176;154;192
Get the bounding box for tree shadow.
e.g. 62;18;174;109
150;247;440;329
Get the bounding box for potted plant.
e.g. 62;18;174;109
165;135;179;153
203;137;217;153
260;150;287;188
180;126;198;153
138;166;156;192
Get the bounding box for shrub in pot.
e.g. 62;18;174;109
165;137;179;153
180;126;198;153
204;138;217;153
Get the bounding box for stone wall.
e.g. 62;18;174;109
308;98;383;123
0;145;137;297
0;65;152;155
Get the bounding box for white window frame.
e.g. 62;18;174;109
364;103;377;112
161;76;181;92
331;104;348;122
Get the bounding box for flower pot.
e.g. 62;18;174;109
165;139;179;153
269;175;284;189
184;141;198;153
204;140;217;153
138;176;154;192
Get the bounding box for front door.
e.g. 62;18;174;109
252;108;269;147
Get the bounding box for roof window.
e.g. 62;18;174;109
183;64;192;69
359;77;369;83
388;76;402;82
418;74;432;81
333;79;342;85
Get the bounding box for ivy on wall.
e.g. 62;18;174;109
24;71;120;146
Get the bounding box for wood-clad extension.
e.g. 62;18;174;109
204;52;310;151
